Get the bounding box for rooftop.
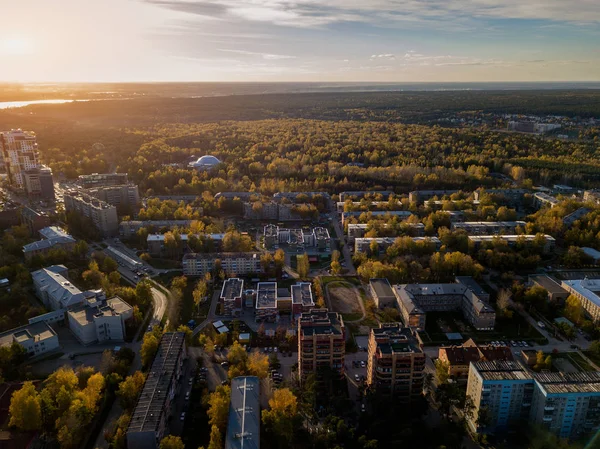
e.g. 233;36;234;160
299;309;344;337
127;333;186;434
256;282;277;309
221;278;244;301
370;278;395;298
0;321;57;348
68;296;133;326
530;275;567;295
372;323;421;355
291;283;314;307
562;278;600;308
534;372;600;394
473;360;531;381
184;252;259;261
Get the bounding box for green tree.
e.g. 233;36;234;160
207;424;223;449
193;279;208;307
160;435;185;449
207;385;231;431
8;381;42;431
262;388;298;446
297;253;310;279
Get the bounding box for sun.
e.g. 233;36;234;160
0;37;33;56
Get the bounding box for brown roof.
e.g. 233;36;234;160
440;342;513;366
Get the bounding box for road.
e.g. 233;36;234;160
327;211;356;275
192;289;222;336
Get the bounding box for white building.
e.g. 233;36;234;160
0;321;59;358
23;226;76;260
0;129;39;187
32;265;104;311
67;296;133;345
561;278;600;322
182;253;261;276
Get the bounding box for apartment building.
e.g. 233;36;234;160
0;321;59;358
466;361;534;434
563;207;591;228
182;252;261;277
451;221;526;235
530;372;600;439
23;226;76;260
243;201;279;220
336;201;394;213
339;191;393;202
255;282;288;322
529;275;569;304
67;296;133;345
347;223;425;242
366;323;425;400
354;236;441;254
291;282;315;319
23;165;55;200
369;278;396;308
226;376;260;449
438;339;513;379
64;190;119;236
147;233;225;256
78;172;128;188
341;210;412;225
119;220;193;238
273;191;330;201
474;189;529;203
20;206;52;234
263;225;330;251
561;278;600;322
127;332;187;449
584;190;600;205
394;279;496;331
468;234;556;254
298;309;345;379
533;192;560;209
408;190;460;204
0;129;38;187
86;184;140;208
221;278;244;317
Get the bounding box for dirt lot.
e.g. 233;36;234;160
328;283;362;314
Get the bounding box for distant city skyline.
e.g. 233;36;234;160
2;0;600;82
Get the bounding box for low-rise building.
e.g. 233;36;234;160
23;226;76;260
67;296;133;345
0;321;59;358
341;210;412;225
86;184;140;208
562;207;591;228
255;282;280;322
561;278;600;322
533;192;560;209
291;282;315;319
263;225;330;251
366;323;425;400
466;361;534;434
530;372;600;439
183;253;261;277
127;332;187;449
119;220;193;238
339;191;393;202
438;339;513;379
298;309;345;379
146;233;225;256
468;234;556;253
20;206;52;233
409;190;460;204
474;188;528;204
369;278;396;308
394;280;495;331
451;221;526;235
226;376;260;449
347;222;425;242
32;265;102;311
220;278;244;317
354;236;441;254
243;201;279;220
529;275;569;304
584;190;600;205
581;247;600;265
64;190;118;236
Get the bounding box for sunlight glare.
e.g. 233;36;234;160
0;37;34;55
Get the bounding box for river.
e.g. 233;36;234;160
0;99;90;109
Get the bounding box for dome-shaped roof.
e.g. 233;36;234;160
191;155;221;167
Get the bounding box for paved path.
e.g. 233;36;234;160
328;210;356;275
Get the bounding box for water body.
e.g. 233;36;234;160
0;99;90;109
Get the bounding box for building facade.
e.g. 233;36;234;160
67;296;133;345
0;321;59;358
78;172;128;188
451;221;526;235
369;278;396;308
0;129;38;187
221;278;244;317
468;234;556;254
23;226;76;260
366;323;425;400
86;184;140;209
438;339;513;379
23;165;55;200
183;253;261;277
64;191;119;236
298;309;345;379
354;236;441;254
561;279;600;322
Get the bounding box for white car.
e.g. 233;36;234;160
180;412;186;421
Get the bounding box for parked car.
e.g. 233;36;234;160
220;361;229;367
185;391;190;400
180;412;186;421
354;374;360;382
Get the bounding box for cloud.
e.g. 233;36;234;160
218;48;296;60
370;54;395;60
143;0;600;29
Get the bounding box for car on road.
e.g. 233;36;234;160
360;361;366;368
185;391;190;400
180;412;186;421
220;361;229;367
188;378;193;386
361;403;366;413
354;374;360;382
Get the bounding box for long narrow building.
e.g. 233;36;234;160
226;376;260;449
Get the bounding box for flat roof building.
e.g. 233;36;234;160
298;309;345;379
366;323;425;400
119;220;194;238
451;221;526;235
468;234;556;254
127;332;187;449
78;172;128;189
0;321;59;358
369;278;396;308
183;253;261;277
354;236;441;254
438;338;513;380
220;278;244;317
529;275;569;303
64;190;118;236
67;296;133;345
291;282;315;318
226;376;260;449
533;192;560;209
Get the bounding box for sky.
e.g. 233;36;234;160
1;0;600;82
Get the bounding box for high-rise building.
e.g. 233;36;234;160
77;172;128;188
466;361;534;434
64;190;119;236
0;129;39;187
366;323;425;400
530;372;600;439
86;184;140;208
23;165;55;200
298;309;345;379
